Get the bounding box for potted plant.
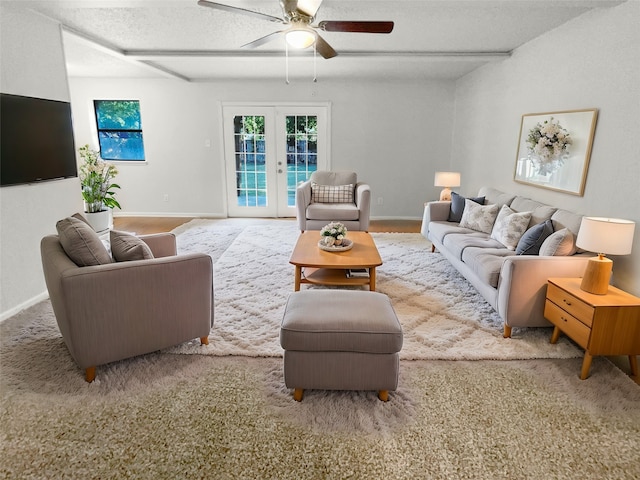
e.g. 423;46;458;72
78;144;121;232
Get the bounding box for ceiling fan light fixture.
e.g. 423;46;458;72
285;27;317;49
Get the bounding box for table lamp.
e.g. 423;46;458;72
575;217;635;295
434;172;461;201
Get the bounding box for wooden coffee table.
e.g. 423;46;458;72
289;231;383;291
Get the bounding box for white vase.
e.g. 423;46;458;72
84;209;111;233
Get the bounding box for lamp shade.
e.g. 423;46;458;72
434;171;461;187
576;217;635;255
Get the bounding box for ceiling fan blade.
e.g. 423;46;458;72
314;33;337;59
241;31;284;49
318;21;394;34
197;0;285;24
296;0;324;18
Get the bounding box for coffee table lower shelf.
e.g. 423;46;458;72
297;267;375;291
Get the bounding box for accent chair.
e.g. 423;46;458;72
295;170;371;232
41;217;214;382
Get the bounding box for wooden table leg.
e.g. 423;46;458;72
550;326;561;344
294;266;301;291
369;267;376;291
580;351;593;380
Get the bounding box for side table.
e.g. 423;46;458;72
544;277;640;380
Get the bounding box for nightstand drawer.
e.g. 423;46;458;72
547;283;594;326
544;300;591;349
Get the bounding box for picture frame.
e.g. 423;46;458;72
514;109;598;196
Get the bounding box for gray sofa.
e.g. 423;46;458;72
421;187;590;338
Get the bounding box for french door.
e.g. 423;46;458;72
222;104;329;217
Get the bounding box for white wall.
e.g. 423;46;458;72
451;0;640;295
68;78;456;219
0;6;83;319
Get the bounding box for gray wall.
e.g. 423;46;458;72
68;78;456;219
450;0;640;296
0;5;83;319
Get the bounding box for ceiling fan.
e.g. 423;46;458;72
197;0;394;59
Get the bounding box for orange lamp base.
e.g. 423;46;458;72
580;255;613;295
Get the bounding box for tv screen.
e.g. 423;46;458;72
1;93;78;187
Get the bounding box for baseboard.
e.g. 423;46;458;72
113;212;227;218
0;291;49;323
370;215;423;221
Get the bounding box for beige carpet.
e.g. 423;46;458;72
1;319;639;479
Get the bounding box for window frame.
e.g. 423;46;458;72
93;99;145;162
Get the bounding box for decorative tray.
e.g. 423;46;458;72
318;238;354;252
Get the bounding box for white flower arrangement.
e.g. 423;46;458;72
320;222;347;246
526;117;572;175
78;144;121;213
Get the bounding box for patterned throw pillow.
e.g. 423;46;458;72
448;192;485;223
311;183;354;203
490;205;532;250
459;199;500;234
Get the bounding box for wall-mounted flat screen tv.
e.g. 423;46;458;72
1;93;78;187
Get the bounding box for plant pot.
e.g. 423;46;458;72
84;209;112;233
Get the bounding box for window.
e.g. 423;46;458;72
93;100;145;161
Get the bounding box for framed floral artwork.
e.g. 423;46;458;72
514;109;598;196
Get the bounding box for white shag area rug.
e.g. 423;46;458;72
168;219;581;360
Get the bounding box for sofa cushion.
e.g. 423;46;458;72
510;197;557;228
448;192;485;222
428;221;477;245
461;247;516;288
110;230;155;262
490;205;532;251
443;233;504;260
516;220;554;255
550;209;583;236
56;216;113;267
311;183;354;203
539;228;576;256
477;187;516;207
459;200;499;234
306;203;360;221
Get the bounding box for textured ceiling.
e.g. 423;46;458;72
4;0;625;81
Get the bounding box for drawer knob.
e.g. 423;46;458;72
563;299;572;306
561;316;568;322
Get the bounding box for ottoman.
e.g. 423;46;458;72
280;290;403;402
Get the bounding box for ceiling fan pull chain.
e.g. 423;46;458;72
285;41;290;85
313;43;317;83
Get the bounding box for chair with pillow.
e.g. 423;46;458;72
295;170;371;232
41;215;214;382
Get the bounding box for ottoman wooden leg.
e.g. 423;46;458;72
378;390;389;402
293;388;304;402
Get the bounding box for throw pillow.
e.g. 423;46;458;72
539;228;576;256
516;219;554;255
490;205;532;251
448;192;485;223
56;216;113;266
311;183;354;203
459;199;500;234
110;230;155;262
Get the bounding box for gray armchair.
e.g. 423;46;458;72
41;229;213;382
296;170;371;232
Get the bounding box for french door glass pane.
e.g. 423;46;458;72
286;115;318;207
234;116;267;207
